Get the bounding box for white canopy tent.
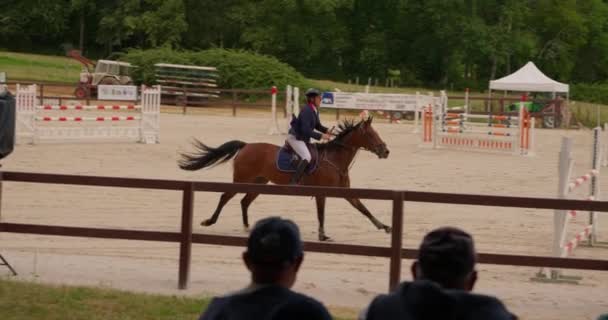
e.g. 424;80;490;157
489;61;569;98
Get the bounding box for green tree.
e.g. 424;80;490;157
531;0;587;81
4;0;608;91
0;0;71;52
231;0;350;77
96;0;186;55
70;0;96;52
571;0;608;82
182;0;246;49
140;0;187;47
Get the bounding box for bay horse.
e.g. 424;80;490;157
178;117;391;241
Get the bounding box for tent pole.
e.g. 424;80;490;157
488;89;492;113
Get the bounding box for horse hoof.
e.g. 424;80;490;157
201;219;214;227
383;226;392;233
319;235;332;242
243;226;250;233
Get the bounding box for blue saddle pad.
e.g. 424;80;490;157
276;145;319;173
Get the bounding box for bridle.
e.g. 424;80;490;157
320;126;386;178
330;127;386;157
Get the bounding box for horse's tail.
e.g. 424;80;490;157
178;139;247;171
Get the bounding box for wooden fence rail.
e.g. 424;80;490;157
1;170;607;291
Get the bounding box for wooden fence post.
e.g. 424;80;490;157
178;182;194;289
389;191;404;291
0;171;3;222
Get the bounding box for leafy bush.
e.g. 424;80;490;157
120;47;191;84
571;83;608;105
121;47;308;89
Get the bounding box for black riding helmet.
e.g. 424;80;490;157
304;88;322;98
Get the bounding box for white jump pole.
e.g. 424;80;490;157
529;117;536;156
268;86;282;135
285;85;293;130
433;102;439;150
603;123;608;167
413;91;421;133
293;87;300;115
590;127;601;245
552;136;573;279
515;98;524;155
464;88;469;115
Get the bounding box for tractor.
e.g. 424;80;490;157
67;50;134;99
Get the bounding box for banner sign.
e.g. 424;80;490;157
98;85;138;101
321;92;439;111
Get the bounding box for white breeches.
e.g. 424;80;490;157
286;134;311;161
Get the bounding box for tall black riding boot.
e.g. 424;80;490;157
289;159;309;185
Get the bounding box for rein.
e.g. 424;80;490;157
331;134;383;154
320;140;360;179
320;149;352;179
317;123;382;178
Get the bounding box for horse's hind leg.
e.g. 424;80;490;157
345;198;391;233
240;177;269;231
240;193;260;231
201;192;237;226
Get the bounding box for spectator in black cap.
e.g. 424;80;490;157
359;226;517;320
198;216;332;320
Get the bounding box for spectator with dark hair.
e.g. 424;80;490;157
359;226;517;320
0;84;16;162
198;216;332;320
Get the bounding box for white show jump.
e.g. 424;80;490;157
15;84;160;144
269;85;300;135
537;129;602;282
602;123;608;167
422;93;535;156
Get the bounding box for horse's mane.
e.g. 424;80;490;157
316;117;370;150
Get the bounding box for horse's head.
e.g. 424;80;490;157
348;117;390;158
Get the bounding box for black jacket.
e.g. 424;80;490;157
362;280;517;320
0;92;16;160
288;104;328;142
199;284;332;320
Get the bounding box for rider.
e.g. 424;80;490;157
286;88;333;184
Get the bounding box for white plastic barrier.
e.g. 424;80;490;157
16;84;160;144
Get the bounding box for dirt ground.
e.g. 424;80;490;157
1;107;607;319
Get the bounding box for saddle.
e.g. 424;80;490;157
276;142;319;174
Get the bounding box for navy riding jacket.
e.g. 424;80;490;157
288;104;328;143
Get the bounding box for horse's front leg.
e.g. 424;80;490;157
339;174;391;233
315;196;331;241
345;198;391;233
